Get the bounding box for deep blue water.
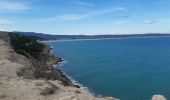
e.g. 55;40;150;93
45;37;170;100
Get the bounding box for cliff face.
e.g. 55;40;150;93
9;32;76;86
0;32;116;100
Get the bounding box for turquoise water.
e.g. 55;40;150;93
46;37;170;100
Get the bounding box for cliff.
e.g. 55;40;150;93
9;32;75;86
0;32;116;100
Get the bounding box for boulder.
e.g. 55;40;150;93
152;95;166;100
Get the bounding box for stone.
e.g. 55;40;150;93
152;95;167;100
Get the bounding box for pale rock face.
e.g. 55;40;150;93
152;95;167;100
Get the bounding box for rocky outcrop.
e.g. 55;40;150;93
9;33;76;87
17;49;75;87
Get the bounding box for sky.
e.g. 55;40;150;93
0;0;170;35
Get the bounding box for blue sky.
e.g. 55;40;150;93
0;0;170;35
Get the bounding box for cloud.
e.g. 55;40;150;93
0;1;29;11
143;20;158;24
45;7;127;21
0;19;14;25
113;21;127;25
159;19;170;23
143;19;170;24
55;14;85;21
113;15;129;19
73;0;95;7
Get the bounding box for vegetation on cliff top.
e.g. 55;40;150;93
9;32;46;59
8;32;77;87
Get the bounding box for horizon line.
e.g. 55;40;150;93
6;31;170;36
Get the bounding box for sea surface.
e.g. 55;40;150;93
45;37;170;100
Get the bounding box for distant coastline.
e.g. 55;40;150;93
42;35;170;42
12;31;170;41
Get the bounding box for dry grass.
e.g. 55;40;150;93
39;82;59;96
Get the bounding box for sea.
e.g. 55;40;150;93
45;37;170;100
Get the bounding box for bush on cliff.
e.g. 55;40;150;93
9;32;76;87
9;32;46;59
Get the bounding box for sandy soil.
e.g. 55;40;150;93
0;39;117;100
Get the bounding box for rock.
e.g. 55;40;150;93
0;93;6;99
38;81;59;96
152;95;167;100
106;97;120;100
40;87;55;96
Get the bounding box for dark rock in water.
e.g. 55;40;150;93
58;57;64;62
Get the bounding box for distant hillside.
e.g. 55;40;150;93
13;32;56;40
12;31;170;41
0;31;10;42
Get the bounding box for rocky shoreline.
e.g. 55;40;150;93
10;33;76;87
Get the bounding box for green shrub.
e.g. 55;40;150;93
9;32;45;58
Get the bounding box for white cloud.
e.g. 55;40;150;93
40;7;126;22
113;15;129;19
0;19;14;25
113;21;127;25
159;19;170;23
55;14;85;21
73;0;95;7
143;20;158;24
143;19;170;24
0;1;29;11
